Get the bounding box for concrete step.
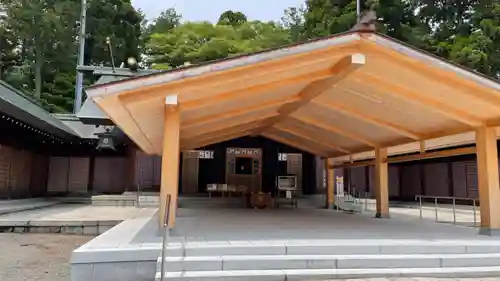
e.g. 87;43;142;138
155;266;500;281
158;253;500;272
165;239;500;257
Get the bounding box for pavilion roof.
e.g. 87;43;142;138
85;30;500;157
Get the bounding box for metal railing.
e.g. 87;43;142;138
415;195;479;226
136;183;141;208
338;188;371;212
159;194;172;281
136;166;143;208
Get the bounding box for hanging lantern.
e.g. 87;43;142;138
94;128;116;150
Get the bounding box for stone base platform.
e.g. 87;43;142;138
0;204;156;235
91;192;159;207
70;208;500;281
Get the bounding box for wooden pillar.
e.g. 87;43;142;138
159;95;181;228
476;126;500;235
325;158;335;209
375;148;390;218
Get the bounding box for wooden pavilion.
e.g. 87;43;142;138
85;27;500;234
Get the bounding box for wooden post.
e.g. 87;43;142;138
325;158;335;209
476;126;500;235
159;95;181;228
375;147;390;218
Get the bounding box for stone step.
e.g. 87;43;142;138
155;266;500;281
165;239;500;257
157;253;500;272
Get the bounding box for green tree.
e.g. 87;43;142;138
146;20;290;69
85;0;144;67
145;8;181;35
281;6;307;43
304;0;358;38
1;0;144;112
3;0;78;99
217;10;248;26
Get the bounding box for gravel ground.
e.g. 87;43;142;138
0;233;92;281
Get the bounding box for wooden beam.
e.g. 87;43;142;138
330;146;476;168
325;158;335;209
291;115;378;147
182;96;299;128
419;140;426;154
355;72;484;127
361;43;500;110
119;45;359;104
159;95;180;228
181;111;277;139
94;96;156;154
374;147;389;218
388;147;476;163
182;131;251;150
332;159;375;169
253;54;366;135
261;132;328;156
180;69;334;111
315;100;422;140
476;126;500;234
181;124;255;150
273;124;351;154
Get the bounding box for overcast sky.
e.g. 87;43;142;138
131;0;306;22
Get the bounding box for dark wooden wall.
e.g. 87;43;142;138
340;154;479;200
0;144;49;199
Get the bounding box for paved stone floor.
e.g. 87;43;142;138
363;201;479;227
322;277;500;281
0;204;156;223
0;233;91;281
160;207;494;242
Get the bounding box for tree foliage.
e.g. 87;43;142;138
0;0;143;112
217;10;248;27
1;1;500;114
145;19;290;69
301;0;500;78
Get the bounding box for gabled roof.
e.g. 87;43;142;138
0;80;79;139
84;30;500;156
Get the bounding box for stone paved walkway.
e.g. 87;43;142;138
0;204;156;223
322;277;500;281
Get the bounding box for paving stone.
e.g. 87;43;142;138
71;263;95;281
287;245;380;255
337;255;441;269
185;245;286;256
379;245;466;254
223;258;307;270
285;269;335;281
83;226;98;235
442;254;500;267
93;262;139;281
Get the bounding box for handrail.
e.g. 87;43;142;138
415;194;479;226
136;166;143;209
159;194;172;281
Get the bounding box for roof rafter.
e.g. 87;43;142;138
261;131;329;157
181;69;331;111
273;123;351;154
252;53;366;135
181;128;252;150
355;72;484;127
314;99;422;140
118;45;361;104
182;96;299;128
291;115;378;148
180;112;274;139
360;42;500;110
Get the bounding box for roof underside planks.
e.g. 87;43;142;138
84;31;500;157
